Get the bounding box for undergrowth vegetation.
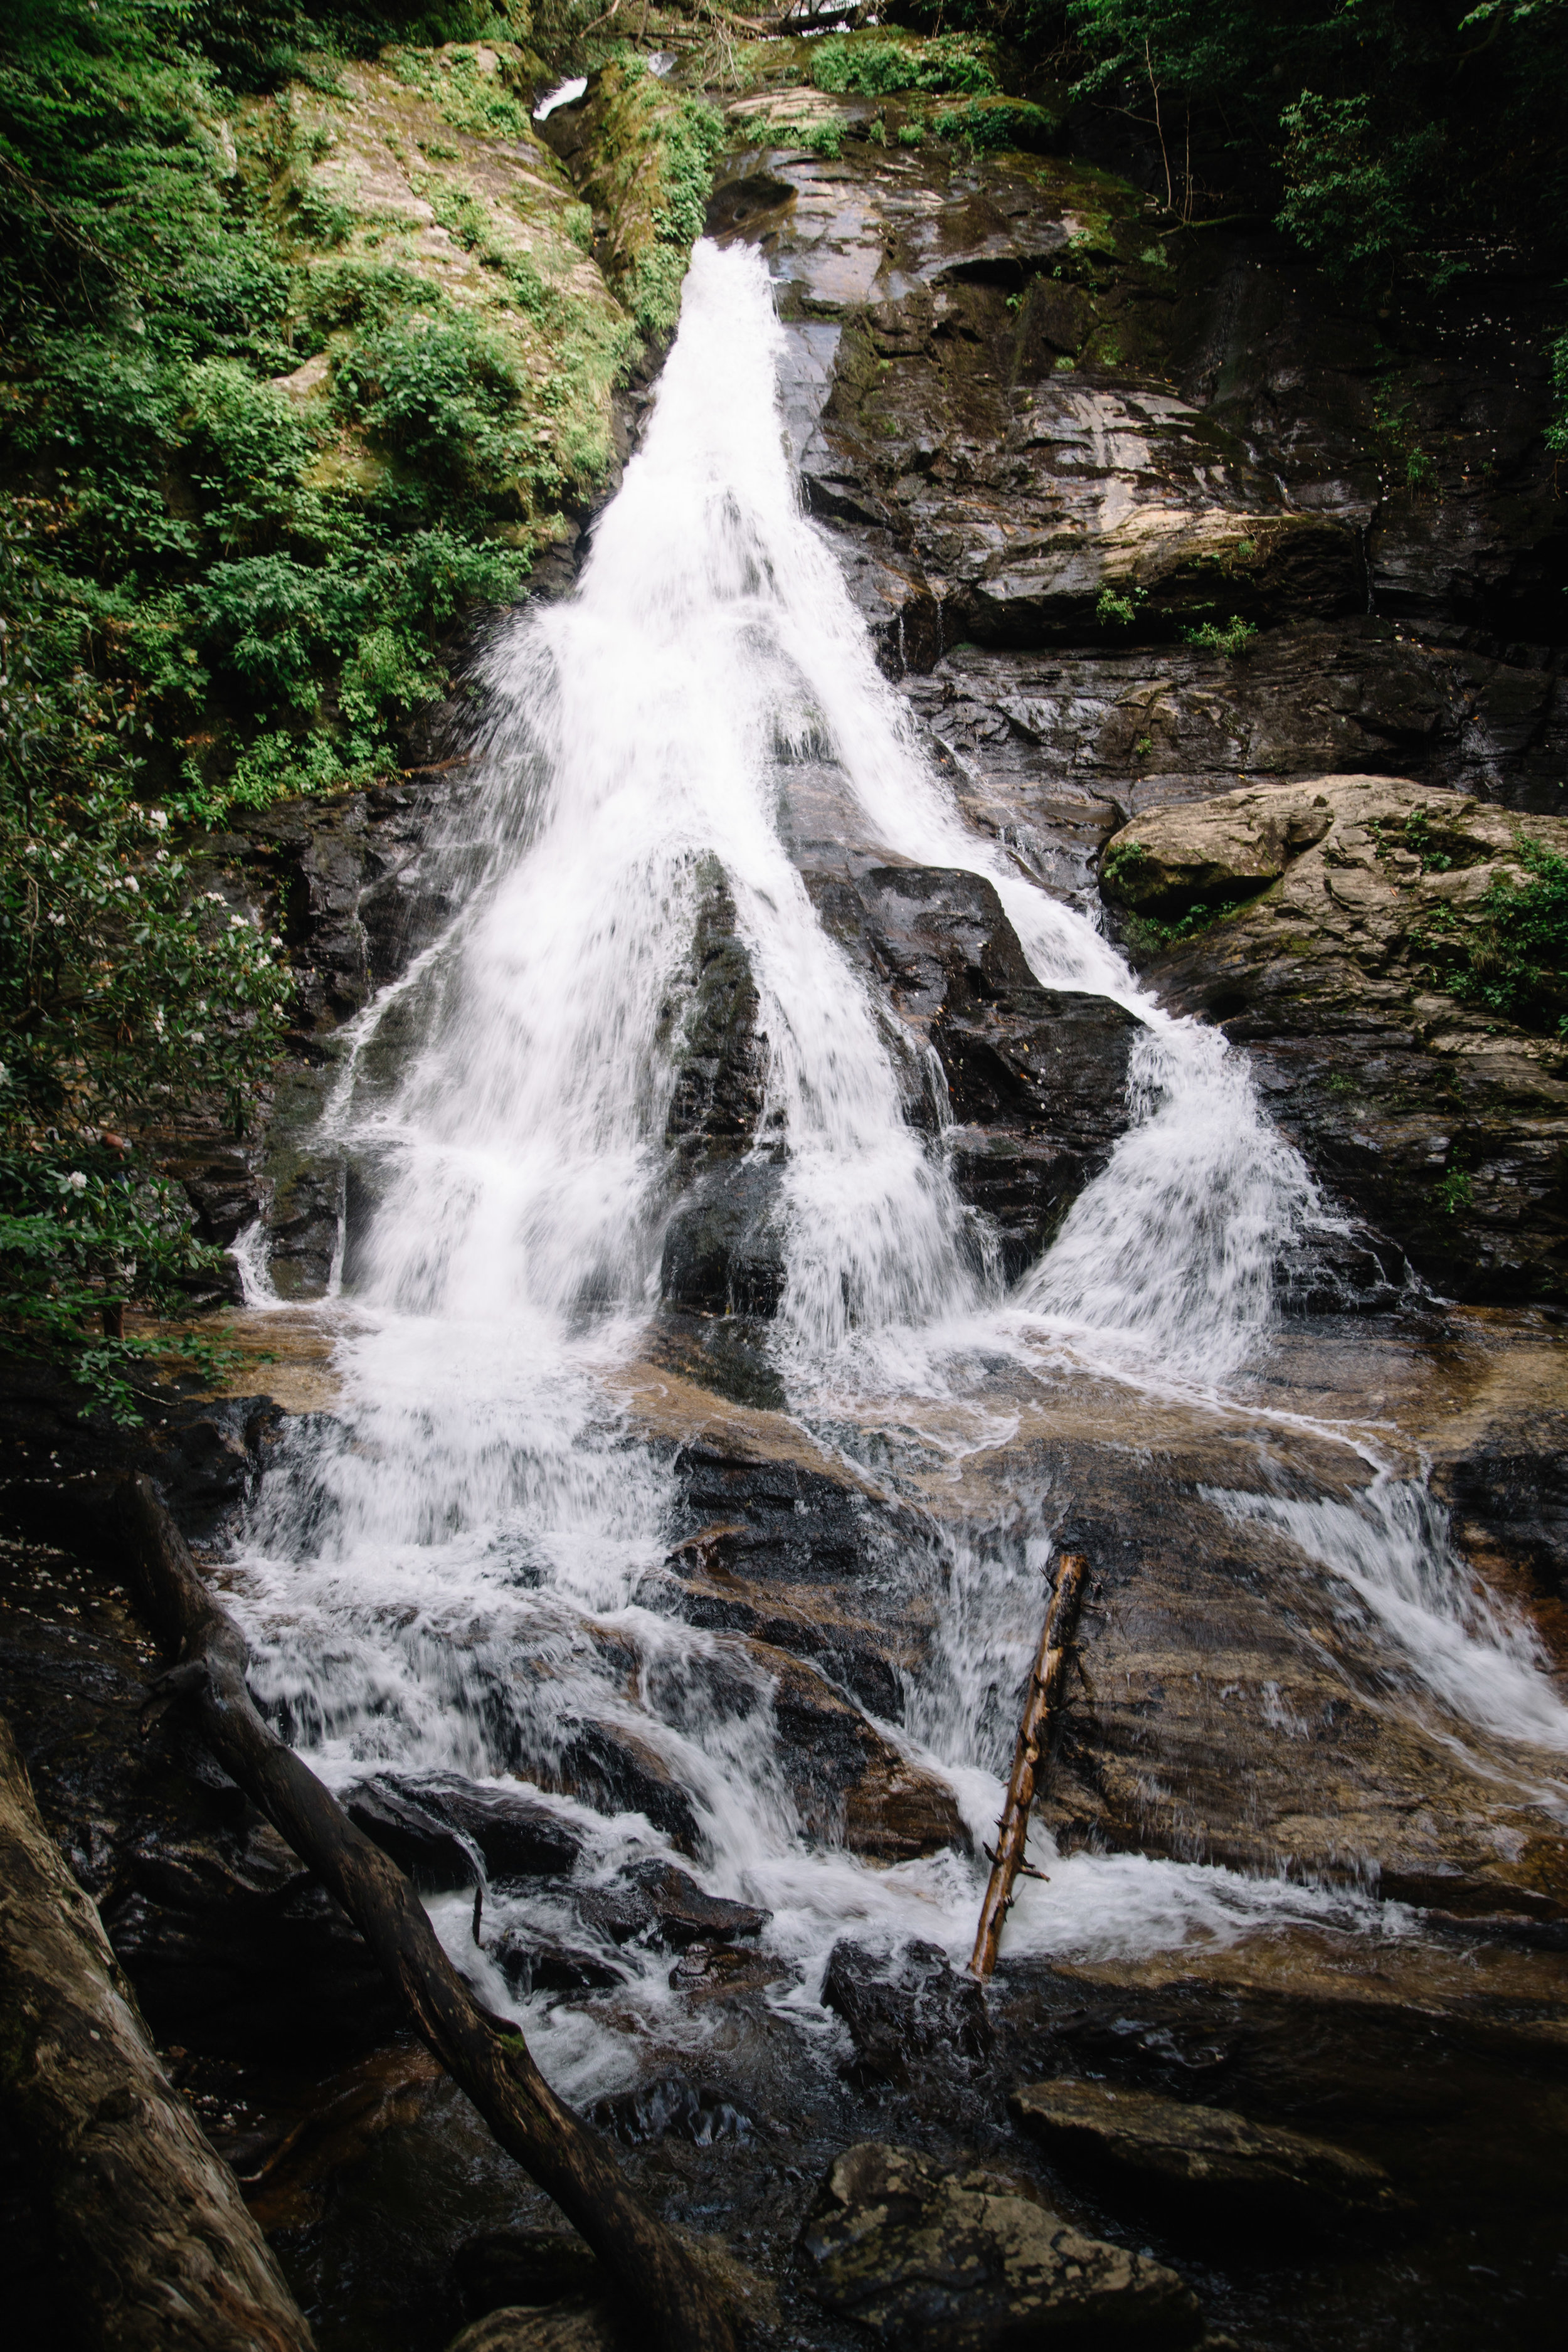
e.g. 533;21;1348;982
0;0;693;1412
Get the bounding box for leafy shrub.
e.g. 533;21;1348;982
1416;836;1568;1036
811;34;997;98
1182;616;1257;658
931;100;1059;153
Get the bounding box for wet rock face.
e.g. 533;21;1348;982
799;2140;1202;2351
1102;775;1568;1300
1010;2077;1402;2223
810;859;1140;1276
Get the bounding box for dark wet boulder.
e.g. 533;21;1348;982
1011;2078;1403;2222
546;1721;702;1856
800;2141;1201;2350
395;1774;583;1881
344;1777;483;1892
588;2069;756;2147
574;1858;768;1949
487;1927;627;1996
659;1158;787;1316
823;1937;992;2085
811;861;1141;1278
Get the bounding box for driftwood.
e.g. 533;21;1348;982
969;1554;1088;1982
0;1711;316;2351
119;1475;741;2352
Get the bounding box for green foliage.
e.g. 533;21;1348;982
774;118;843;161
1038;2;1568;305
810;34;997;98
1415;835;1568;1036
0;499;292;1412
583;57;724;340
1182;616;1256;658
0;1;623;1401
931;99;1059;152
1433;1165;1475;1215
1099;836;1149;893
1096;585;1141;627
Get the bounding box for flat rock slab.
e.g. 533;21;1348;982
1012;2079;1401;2220
800;2141;1200;2350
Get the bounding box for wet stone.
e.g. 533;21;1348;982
573;1857;768;1949
824;1937;993;2085
546;1722;702;1856
344;1777;482;1894
396;1774;583;1880
1011;2078;1404;2223
800;2141;1202;2351
588;2069;757;2147
486;1928;626;1996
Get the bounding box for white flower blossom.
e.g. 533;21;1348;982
65;1170;87;1194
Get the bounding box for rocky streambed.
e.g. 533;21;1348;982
5;40;1568;2352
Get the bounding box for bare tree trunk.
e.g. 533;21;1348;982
0;1711;315;2352
119;1475;740;2352
969;1554;1088;1981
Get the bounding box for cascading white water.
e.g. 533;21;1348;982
230;240;1568;2090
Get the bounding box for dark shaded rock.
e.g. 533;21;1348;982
659;1158;787;1317
547;1722;702;1855
823;1938;992;2085
663;866;769;1165
1010;2077;1402;2222
749;1641;968;1862
671;1440;879;1585
344;1776;482;1894
588;2069;756;2147
573;1858;767;1949
487;1928;626;1996
450;2229;602;2321
396;1774;583;1880
810;860;1140;1277
667;1552;907;1719
800;2141;1201;2350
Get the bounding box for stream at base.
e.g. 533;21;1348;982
227;241;1568;2347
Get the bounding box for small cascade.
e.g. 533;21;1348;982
229;239;1568;2095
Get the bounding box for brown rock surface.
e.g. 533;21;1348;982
799;2140;1202;2349
1010;2077;1401;2220
1103;775;1568;1298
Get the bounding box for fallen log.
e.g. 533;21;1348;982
968;1553;1088;1982
119;1475;741;2352
0;1710;315;2351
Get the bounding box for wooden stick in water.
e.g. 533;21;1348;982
969;1553;1088;1982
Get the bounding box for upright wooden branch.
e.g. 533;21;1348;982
0;1712;316;2352
969;1554;1088;1983
119;1476;739;2352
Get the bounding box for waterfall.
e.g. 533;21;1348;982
230;241;1568;2089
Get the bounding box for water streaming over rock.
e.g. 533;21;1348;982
232;241;1568;2092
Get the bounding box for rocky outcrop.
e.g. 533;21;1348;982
799;2141;1202;2350
1010;2078;1401;2223
1101;776;1568;1299
823;1937;992;2085
805;859;1141;1274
